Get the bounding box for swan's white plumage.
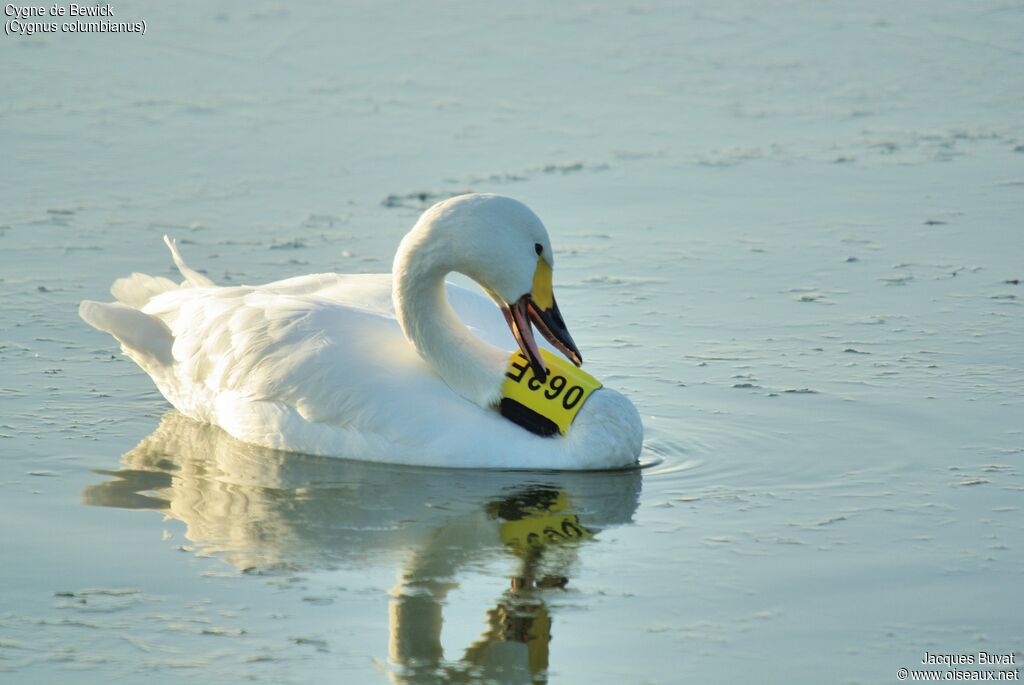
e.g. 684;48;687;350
80;194;643;469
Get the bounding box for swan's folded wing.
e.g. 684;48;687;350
139;276;514;441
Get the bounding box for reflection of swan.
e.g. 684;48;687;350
83;412;642;683
80;194;642;469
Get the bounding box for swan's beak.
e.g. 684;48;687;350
501;259;583;382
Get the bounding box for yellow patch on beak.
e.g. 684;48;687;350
531;257;554;310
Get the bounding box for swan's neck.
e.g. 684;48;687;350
393;235;507;408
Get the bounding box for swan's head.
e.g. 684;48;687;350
397;194;582;381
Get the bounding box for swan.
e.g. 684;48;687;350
79;194;642;469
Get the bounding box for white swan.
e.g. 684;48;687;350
79;194;642;469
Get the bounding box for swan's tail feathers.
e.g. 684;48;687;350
106;236;214;309
79;300;175;367
110;273;180;309
163;235;216;288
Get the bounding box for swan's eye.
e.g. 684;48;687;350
535;243;543;255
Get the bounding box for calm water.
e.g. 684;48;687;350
2;2;1022;683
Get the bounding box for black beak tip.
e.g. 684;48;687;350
528;299;584;371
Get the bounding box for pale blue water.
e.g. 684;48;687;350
2;1;1022;683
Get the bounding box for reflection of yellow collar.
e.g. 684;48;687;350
500;349;602;436
498;491;593;551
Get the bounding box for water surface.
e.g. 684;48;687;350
2;1;1022;683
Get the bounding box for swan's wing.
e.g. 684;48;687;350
279;272;516;347
141;273;515;431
